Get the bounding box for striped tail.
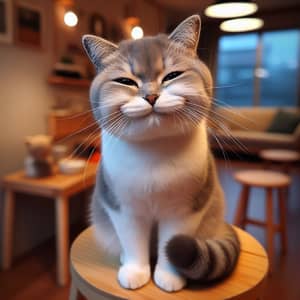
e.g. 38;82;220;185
166;223;240;282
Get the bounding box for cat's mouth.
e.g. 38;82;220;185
121;96;185;119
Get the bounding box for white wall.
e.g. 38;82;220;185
0;0;165;259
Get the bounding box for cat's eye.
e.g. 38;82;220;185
162;71;183;83
113;77;138;87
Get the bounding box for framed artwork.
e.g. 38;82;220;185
0;0;13;44
89;14;106;38
15;1;42;49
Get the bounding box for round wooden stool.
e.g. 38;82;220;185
69;226;268;300
259;149;300;173
234;170;291;270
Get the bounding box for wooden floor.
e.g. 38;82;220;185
1;161;300;300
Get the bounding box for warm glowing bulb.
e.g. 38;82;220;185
131;26;144;40
220;18;264;32
205;3;258;18
64;11;78;27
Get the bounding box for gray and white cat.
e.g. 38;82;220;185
82;15;240;292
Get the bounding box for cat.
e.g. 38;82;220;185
82;15;240;292
24;135;53;178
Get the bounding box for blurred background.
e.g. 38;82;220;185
0;0;299;299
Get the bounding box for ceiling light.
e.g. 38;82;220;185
64;11;78;27
220;18;264;32
131;26;144;40
205;1;258;18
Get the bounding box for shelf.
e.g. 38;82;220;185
47;76;91;88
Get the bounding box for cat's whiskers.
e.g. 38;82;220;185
211;97;256;126
55;107;98;121
82;141;97;186
181;102;245;159
66;126;100;160
65;111;123;160
185;103;249;155
54;120;99;145
203;82;244;91
184;95;256;129
173;110;187;134
180;107;202;128
208;128;231;168
99;111;122;126
104;114;128;144
184;103;232;162
186;101;253;133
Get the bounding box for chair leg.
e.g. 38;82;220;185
69;281;80;300
266;188;274;272
1;190;15;270
55;195;70;286
234;185;250;229
278;188;288;255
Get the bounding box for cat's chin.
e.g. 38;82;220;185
121;105;152;118
121;105;184;119
109;114;196;142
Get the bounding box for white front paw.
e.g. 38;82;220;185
154;265;186;292
118;264;150;290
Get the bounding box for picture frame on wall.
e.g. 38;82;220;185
15;1;43;49
0;0;13;44
89;14;106;38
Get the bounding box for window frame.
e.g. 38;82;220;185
215;28;300;107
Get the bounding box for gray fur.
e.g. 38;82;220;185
167;223;240;281
191;152;216;212
84;14;240;288
97;164;120;210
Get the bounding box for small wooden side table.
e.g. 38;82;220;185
69;226;268;300
1;163;98;286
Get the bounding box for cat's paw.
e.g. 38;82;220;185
118;264;150;289
154;265;186;292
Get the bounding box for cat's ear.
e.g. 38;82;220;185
82;34;118;72
168;15;201;52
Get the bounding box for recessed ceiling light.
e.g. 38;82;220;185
131;26;144;40
64;11;78;27
205;1;258;18
220;18;264;32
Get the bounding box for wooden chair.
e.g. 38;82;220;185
234;170;290;270
69;226;268;300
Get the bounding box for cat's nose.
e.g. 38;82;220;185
143;94;159;106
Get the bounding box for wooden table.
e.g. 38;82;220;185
1;162;98;286
70;226;268;300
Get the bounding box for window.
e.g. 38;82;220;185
216;30;300;107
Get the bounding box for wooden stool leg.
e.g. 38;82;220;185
56;195;70;286
1;190;15;270
266;188;274;271
69;281;80;300
234;185;250;229
278;188;288;255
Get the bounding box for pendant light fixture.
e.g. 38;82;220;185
124;0;144;40
220;17;264;32
60;0;78;27
64;10;78;27
205;1;258;18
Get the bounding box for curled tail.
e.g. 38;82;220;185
166;223;240;282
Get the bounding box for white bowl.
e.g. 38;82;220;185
58;159;85;174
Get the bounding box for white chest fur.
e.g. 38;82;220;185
101;125;208;217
